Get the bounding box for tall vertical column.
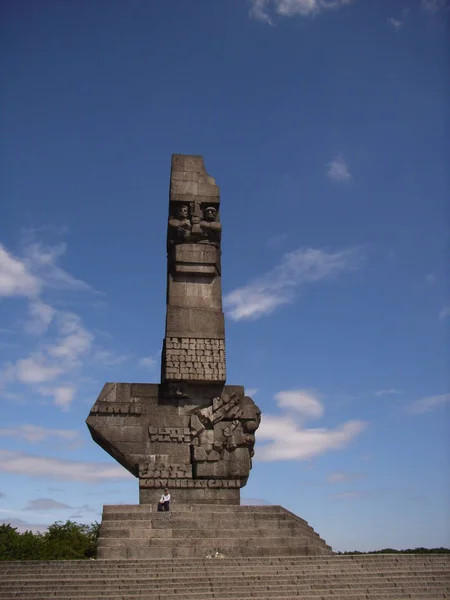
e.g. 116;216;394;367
162;154;226;384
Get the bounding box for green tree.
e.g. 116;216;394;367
0;524;44;560
43;520;100;560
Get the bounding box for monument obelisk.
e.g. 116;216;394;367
87;154;261;505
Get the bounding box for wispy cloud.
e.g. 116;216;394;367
439;305;450;320
92;349;130;366
24;498;72;511
256;389;367;461
246;388;259;397
387;17;402;29
225;246;363;321
0;450;133;482
38;385;77;411
1;241;98;406
23;243;94;293
425;273;436;284
326;155;352;182
0;244;41;297
408;393;450;415
25;301;56;335
0;425;79;443
327;471;364;483
374;389;404;397
266;233;288;248
421;0;449;14
249;0;356;23
139;356;157;369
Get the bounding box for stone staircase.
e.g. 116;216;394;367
0;554;449;599
96;504;332;559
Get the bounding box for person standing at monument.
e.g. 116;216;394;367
159;488;170;511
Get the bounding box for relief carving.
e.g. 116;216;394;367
168;202;221;247
189;392;260;477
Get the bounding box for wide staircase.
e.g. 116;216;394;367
0;554;449;599
97;504;332;559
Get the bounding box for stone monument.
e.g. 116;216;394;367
86;154;332;558
86;154;261;505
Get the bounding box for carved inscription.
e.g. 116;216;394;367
140;478;242;489
90;402;142;415
164;337;226;382
148;426;191;442
139;463;192;479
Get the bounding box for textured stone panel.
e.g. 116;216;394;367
163;337;226;382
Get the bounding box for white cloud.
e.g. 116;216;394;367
326;155;352;182
258;417;366;461
23;243;93;292
0;450;133;482
0;242;93;299
249;0;356;23
374;389;404;397
387;17;402;29
439;305;450;320
408;393;450;415
0;425;79;443
25;301;56;335
92;350;130;366
256;390;367;461
0;244;40;297
25;498;72;511
246;388;259;397
425;273;436;284
249;0;274;23
39;385;76;410
1;310;93;409
225;246;363;320
13;355;64;384
139;356;157;369
275;390;324;419
48;312;93;365
421;0;449;14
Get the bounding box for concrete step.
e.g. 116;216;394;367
1;555;448;568
0;584;448;600
1;556;448;600
1;556;449;573
1;573;448;593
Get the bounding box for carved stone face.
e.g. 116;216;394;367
177;204;189;219
204;207;217;221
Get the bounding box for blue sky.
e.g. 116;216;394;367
1;0;449;552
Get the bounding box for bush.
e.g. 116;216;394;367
0;520;100;561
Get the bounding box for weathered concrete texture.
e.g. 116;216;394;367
97;504;332;560
2;555;449;600
86;382;260;504
87;155;258;503
164;337;226;383
170;154;220;204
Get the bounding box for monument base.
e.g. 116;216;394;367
140;487;240;504
97;503;332;559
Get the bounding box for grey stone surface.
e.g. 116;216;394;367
87;155;260;504
2;554;449;599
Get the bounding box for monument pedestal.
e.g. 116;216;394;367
97;504;332;559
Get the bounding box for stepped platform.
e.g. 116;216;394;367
0;554;449;599
97;504;332;559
